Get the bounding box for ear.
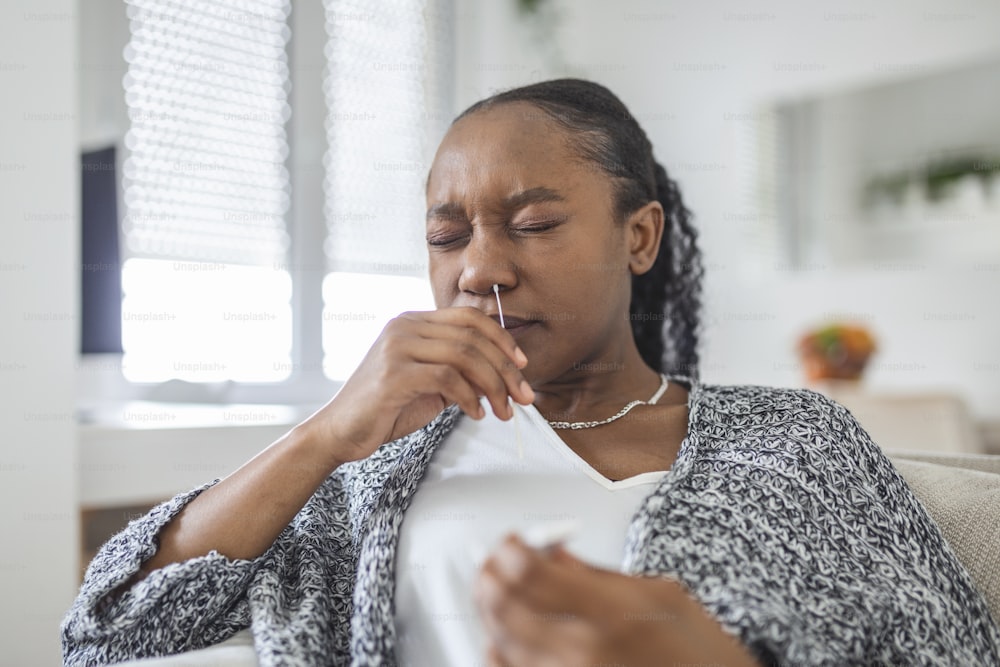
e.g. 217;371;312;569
625;200;664;276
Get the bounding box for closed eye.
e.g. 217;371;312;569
512;219;566;234
426;217;567;248
426;233;469;248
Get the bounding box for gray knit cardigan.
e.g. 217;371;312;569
62;376;1000;666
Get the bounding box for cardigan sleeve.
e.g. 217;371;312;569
817;396;1000;665
60;481;262;666
629;385;1000;666
736;392;1000;666
61;471;358;667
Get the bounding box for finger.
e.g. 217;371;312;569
477;562;580;657
483;595;587;667
414;318;534;400
476;543;633;667
400;361;484;419
549;543;587;567
417;339;510;420
475;537;592;635
493;534;600;608
406;308;535;405
485;643;506;667
485;534;644;647
370;315;496;418
399;337;519;421
409;306;531;372
492;636;548;667
487;642;551;667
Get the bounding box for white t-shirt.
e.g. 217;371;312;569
393;397;669;666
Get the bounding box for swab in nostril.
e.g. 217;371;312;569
493;283;523;459
492;283;505;329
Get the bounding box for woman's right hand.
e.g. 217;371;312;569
134;308;532;577
303;307;535;467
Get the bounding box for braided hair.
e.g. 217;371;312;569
455;79;704;379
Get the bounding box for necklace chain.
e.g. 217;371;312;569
546;374;669;430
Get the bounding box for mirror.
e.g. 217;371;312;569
764;56;1000;269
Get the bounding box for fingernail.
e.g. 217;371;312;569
520;380;534;401
514;346;528;367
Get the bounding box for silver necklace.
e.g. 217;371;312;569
546;374;669;430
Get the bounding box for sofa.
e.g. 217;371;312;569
886;450;1000;625
110;450;1000;666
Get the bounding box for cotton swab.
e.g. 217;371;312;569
493;284;524;459
492;283;505;328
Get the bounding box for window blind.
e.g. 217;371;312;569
122;0;292;266
119;0;294;383
321;0;454;278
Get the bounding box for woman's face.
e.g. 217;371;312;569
425;102;657;385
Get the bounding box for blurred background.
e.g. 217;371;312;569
3;0;999;662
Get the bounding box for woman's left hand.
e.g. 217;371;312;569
473;534;764;667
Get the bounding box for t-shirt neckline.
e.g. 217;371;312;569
517;372;696;491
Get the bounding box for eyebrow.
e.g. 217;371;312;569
426;186;566;222
503;186;566;210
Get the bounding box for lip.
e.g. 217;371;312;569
488;314;539;336
503;321;538;338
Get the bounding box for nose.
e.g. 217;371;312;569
456;228;517;296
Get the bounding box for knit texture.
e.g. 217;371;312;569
62;376;1000;666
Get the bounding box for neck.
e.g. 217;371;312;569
531;340;662;424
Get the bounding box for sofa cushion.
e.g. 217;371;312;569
889;454;1000;629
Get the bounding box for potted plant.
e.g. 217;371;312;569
797;322;877;383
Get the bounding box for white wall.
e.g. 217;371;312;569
79;0;129;151
454;0;1000;422
0;0;79;663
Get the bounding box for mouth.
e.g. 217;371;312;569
489;314;538;334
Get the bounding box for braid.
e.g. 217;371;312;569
455;79;704;379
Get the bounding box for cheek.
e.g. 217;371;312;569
562;228;629;284
428;257;458;305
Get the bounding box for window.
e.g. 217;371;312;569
120;0;293;383
320;0;453;379
98;0;454;396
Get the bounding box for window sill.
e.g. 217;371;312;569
77;401;318;508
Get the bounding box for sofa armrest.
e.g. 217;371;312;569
887;453;1000;630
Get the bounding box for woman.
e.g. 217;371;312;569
63;80;999;666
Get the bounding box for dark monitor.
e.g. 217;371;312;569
80;146;122;354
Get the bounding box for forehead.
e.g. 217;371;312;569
427;102;583;197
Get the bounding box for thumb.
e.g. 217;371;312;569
549;544;590;569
